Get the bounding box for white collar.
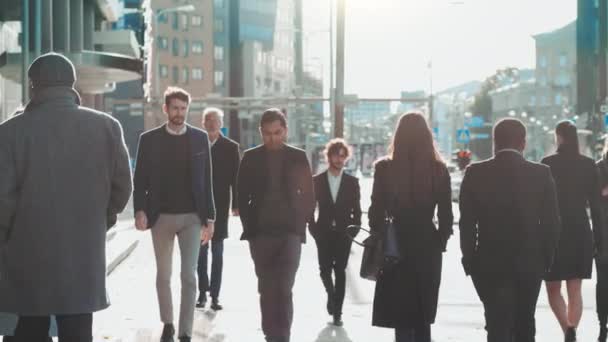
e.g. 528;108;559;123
496;148;522;156
166;124;187;136
327;169;344;179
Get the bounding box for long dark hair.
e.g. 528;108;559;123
387;112;444;206
555;120;579;155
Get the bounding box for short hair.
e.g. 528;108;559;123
555;120;579;155
260;108;287;128
493;118;526;152
203;107;224;120
324;138;352;160
164;87;191;107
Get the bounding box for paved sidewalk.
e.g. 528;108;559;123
92;215;604;342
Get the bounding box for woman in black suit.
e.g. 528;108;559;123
369;112;453;342
542;120;604;342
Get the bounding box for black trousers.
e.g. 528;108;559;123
198;239;224;299
12;313;92;342
249;234;301;340
314;229;353;316
597;259;608;327
472;274;542;342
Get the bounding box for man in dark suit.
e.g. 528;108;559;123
197;107;240;311
237;108;315;342
459;118;561;342
133;87;215;342
309;138;361;326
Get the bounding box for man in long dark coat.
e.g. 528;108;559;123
0;52;132;342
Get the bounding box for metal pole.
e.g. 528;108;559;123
334;0;345;138
22;0;30;103
34;0;41;57
329;0;334;131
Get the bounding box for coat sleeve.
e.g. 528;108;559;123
132;133;149;215
108;120;133;229
458;165;477;275
0;125;17;242
237;151;253;237
368;161;387;233
589;161;606;255
298;151;315;224
436;165;454;251
540;166;561;272
204;134;216;223
307;177;319;239
231;142;240;210
352;177;363;227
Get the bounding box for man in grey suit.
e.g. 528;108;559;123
0;53;133;342
133;87;215;342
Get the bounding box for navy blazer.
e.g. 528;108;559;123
133;124;216;228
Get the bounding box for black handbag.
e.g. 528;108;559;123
346;225;384;281
346;221;400;281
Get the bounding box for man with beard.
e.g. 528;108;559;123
237;108;315;342
133;87;215;342
309;138;362;326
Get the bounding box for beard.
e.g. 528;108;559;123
169;116;185;126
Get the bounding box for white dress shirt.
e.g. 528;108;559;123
327;169;343;203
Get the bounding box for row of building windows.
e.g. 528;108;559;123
528;94;568;107
257;51;293;72
538;54;569;69
158;11;204;30
158;65;225;87
157;37;225;61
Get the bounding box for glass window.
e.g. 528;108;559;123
214;46;224;60
559;54;567;67
172;66;179;84
529;95;536;106
159;65;168;78
555;94;562;105
214;71;224;87
192;41;204;54
172;13;179;30
183;40;189;57
192;68;204;80
191;15;203;27
183;67;189;84
172;38;179;56
157;11;168;23
214;19;224;33
181;14;189;31
274;81;281;92
157;36;169;50
214;0;224;8
539;56;547;68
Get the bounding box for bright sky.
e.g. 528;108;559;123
303;0;577;98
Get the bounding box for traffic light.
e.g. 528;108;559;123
456;149;472;170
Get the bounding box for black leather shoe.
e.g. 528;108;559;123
326;295;334;315
333;314;343;327
211;298;223;311
178;336;191;342
196;294;207;308
600;326;607;342
160;323;175;342
565;327;576;342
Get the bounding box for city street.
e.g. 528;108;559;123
92;176;603;342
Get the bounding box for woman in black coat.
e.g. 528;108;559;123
542;120;604;342
368;112;453;342
595;141;608;342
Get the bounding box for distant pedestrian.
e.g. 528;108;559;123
0;52;132;342
196;107;240;311
369;112;453;342
133;87;216;342
459;118;561;342
237;108;315;342
308;138;362;326
541;120;605;342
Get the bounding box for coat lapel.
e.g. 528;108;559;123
334;173;347;206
